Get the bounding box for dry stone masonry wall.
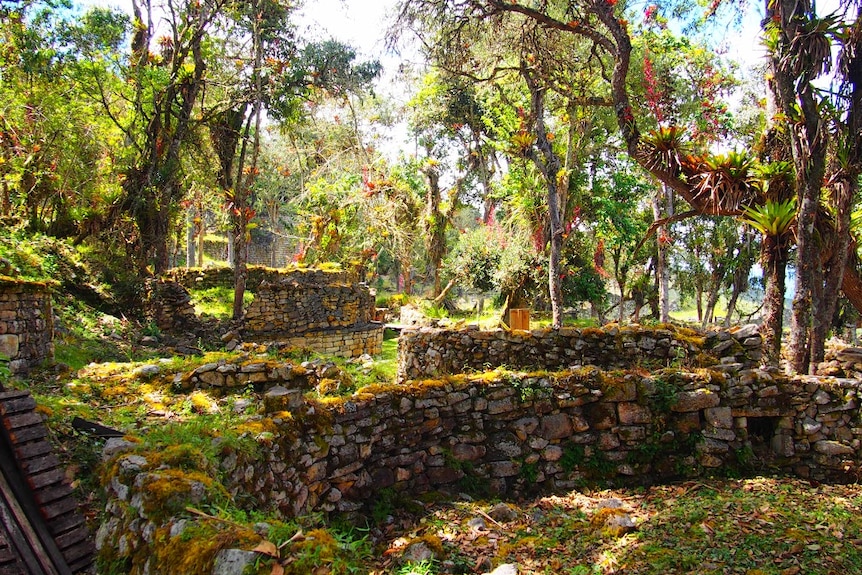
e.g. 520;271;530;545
158;267;383;357
98;326;862;574
241;269;382;357
397;323;763;382
165;265;302;291
0;278;53;374
145;279;201;333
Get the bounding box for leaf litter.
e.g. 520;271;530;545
362;477;862;575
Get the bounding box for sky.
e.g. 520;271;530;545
75;0;402;64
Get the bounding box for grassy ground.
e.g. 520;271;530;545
369;478;862;575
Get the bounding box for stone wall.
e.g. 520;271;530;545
161;266;382;357
164;266;357;292
397;324;762;382
144;279;201;333
99;360;862;573
0;278;53;374
241;269;381;357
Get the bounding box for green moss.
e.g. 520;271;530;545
150;521;261;575
140;468;220;518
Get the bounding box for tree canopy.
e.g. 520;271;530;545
3;0;862;374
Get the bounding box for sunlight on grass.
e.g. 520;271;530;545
189;286;254;319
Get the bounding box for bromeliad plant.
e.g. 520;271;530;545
740;198;797;239
740;197;797;365
690;151;757;214
639;125;688;174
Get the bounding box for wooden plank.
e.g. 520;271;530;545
60;541;94;564
0;562;27;575
0;391;35;404
8;425;48;444
0;460;61;575
33;484;73;506
3;412;45;431
54;526;90;551
0;391;93;573
45;512;85;536
39;498;77;521
20;453;61;475
67;553;95;573
28;468;65;491
0;395;37;416
14;440;54;460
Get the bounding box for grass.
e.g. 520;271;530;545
188;285;254;320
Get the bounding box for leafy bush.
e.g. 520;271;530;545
443;226;503;293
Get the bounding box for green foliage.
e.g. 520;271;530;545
740;199;797;238
649;376;679;413
190;286;255;320
444;226;503;293
560;443;587;475
519;459;539;483
0;354;10;387
396;559;437;575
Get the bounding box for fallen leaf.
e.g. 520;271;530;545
253;540;278;557
270;563;284;575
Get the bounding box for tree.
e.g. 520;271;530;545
1;3;124;238
407;72;496;296
763;0;862;372
395;7;619;327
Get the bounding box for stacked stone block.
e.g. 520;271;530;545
242;270;381;357
0;278;53;374
397;324;763;382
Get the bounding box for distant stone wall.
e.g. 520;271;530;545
144;279;201;333
157;267;382;357
397;324;763;382
164;266;357;292
241;269;381;357
276;325;384;357
0;278;53;374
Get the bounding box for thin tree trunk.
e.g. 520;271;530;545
186;210;196;268
523;69;565;328
761;238;788;366
653;184;672;323
810;179;855;369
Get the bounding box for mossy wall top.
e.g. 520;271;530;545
397;324;763;382
0;277;53;374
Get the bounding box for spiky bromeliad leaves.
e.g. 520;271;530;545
740;198;797;239
639;126;688;174
690;151;756;214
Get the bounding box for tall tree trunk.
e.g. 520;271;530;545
724;262;749;328
695;286;703;323
810;178;856;367
186;210;196;268
761;236;788;366
766;0;828;374
523;68;565;328
232;0;265;321
653;184;672;322
422;164;446;297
